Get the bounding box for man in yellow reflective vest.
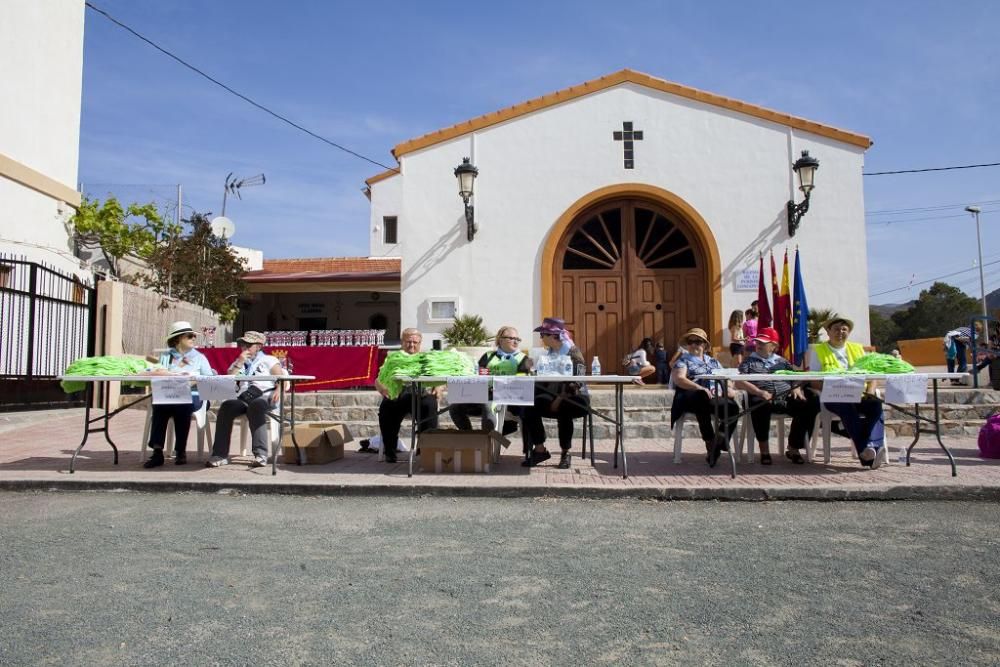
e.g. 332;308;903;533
805;316;886;469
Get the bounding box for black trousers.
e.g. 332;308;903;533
747;391;820;450
378;391;438;452
671;389;739;444
148;396;203;454
521;393;590;454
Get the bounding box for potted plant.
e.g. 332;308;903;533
441;314;492;363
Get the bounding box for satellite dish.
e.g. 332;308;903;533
210;216;236;240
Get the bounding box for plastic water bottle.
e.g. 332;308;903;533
560;355;573;376
591;356;601;376
898;444;910;464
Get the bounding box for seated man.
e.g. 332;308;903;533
736;327;820;465
806;316;885;469
206;331;285;468
448;325;532;434
375;328;440;463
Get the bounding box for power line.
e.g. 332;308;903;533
863;162;1000;176
866;199;1000;216
869;259;1000;298
84;2;397;172
866;208;1000;227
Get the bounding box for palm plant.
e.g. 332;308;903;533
441;314;491;347
807;308;838;343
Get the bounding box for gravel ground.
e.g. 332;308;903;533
1;492;998;666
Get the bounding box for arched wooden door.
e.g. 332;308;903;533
553;198;707;368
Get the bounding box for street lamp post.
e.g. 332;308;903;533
965;205;989;344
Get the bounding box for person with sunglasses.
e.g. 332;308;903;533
142;321;215;468
669;327;740;467
207;331;285;468
520;317;588;469
448;326;533;431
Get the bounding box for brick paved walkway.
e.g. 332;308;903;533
2;408;998;499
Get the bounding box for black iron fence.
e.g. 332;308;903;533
0;255;96;410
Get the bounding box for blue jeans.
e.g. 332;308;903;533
823;398;884;462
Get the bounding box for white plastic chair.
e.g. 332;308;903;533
672;392;748;464
807;404;890;466
141;399;212;458
237;408;282;457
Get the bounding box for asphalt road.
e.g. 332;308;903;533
1;492;998;666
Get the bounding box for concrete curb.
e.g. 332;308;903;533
2;478;999;501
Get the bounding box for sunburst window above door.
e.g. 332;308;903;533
633;207;696;269
562;208;622;269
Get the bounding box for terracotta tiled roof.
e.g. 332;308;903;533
365;69;871;182
245;257;401;284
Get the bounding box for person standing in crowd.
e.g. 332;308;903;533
736;327;820;465
670;327;740;467
375;328;441;463
728;309;747;365
206;331;285;468
520;317;588;469
943;322;983;383
806;316;885;469
654;342;669;384
449;325;532;431
143;321;214;468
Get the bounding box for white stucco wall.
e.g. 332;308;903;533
373;82;870;345
369;175;402;257
0;0;86;278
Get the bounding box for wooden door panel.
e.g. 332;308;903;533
575;275;623;367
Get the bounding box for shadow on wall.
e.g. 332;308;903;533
723;207;786;288
401;215;466;288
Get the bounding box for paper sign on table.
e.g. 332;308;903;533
446;376;489;404
885;374;928;404
197;376;239;402
820;376;865;403
491;376;535;406
151;377;192;404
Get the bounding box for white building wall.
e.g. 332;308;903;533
0;0;86;278
369;175;402;257
384;83;869;345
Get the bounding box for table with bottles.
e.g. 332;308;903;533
396;371;638;478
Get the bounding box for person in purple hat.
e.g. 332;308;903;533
520;317;589;469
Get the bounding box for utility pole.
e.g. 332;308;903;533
965;205;989;344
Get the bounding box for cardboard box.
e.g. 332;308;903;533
418;428;499;473
281;421;352;465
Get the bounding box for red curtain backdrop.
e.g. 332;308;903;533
200;346;385;392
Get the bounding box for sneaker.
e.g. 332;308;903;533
143;450;164;469
251;454;268;468
174;453;187;466
206;456;229;468
870;448;885;470
557;451;571;469
859;446;877;463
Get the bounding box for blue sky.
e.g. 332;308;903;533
79;0;1000;305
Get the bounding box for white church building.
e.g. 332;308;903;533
362;69;873;364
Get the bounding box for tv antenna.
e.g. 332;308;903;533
221;172;265;216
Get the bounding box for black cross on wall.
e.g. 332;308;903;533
612;121;643;169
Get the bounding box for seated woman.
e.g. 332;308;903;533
448;325;532;432
520;317;589;469
736;327;820;465
670;327;740;466
143;321;214;468
623;337;657;382
806;316;885;469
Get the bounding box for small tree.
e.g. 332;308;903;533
71;196;176;279
869;308;900;352
141;212;247;323
891;282;981;341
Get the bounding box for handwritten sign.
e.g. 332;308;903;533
820;376;864;403
446;377;489;404
151;377;192;405
885;374;928;404
492;376;535;406
197;376;239;402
